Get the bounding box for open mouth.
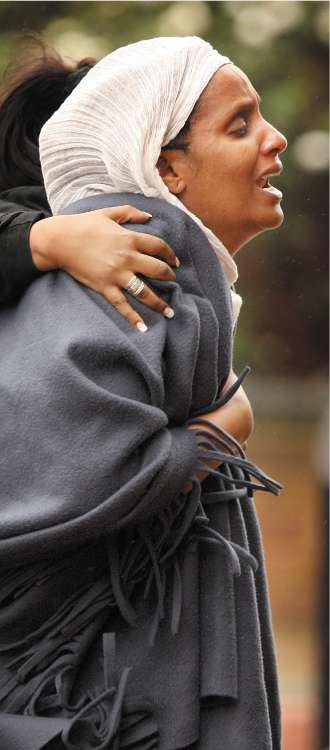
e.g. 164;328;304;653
256;176;272;189
256;175;282;198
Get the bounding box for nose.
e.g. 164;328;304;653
260;120;288;156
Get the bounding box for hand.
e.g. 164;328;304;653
29;205;180;330
187;369;254;484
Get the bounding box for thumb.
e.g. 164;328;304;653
97;205;152;225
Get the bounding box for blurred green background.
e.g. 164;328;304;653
0;2;328;749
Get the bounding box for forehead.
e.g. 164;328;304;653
195;64;259;121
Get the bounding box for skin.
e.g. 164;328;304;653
30;64;287;457
157;64;287;254
156;64;287;459
30;205;179;330
184;368;252;490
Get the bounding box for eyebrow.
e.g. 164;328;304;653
223;93;262;128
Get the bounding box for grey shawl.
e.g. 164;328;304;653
0;194;281;750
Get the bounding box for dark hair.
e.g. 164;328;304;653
0;38;96;191
162;100;200;152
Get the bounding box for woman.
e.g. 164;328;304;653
0;36;286;750
0;40;251;497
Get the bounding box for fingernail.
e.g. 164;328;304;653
136;321;148;332
175;257;180;267
144;212;153;218
164;307;175;319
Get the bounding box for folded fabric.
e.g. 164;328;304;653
0;194;281;749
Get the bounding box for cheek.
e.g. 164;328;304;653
189;140;258;215
212;144;256;191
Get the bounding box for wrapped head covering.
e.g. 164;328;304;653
40;36;242;313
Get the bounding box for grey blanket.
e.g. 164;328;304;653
0;194;281;750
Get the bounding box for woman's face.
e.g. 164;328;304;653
157;65;287;253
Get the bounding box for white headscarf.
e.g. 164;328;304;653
40;36;242;317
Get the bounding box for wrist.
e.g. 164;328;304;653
29;217;58;272
189;396;254;447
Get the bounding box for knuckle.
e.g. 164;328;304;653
119;205;133;219
125;249;138;265
114;246;132;265
105;259;117;275
125;235;138;252
156;239;168;255
110;294;126;308
161;240;173;258
158;262;172;279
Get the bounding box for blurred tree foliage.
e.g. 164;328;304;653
0;1;328;376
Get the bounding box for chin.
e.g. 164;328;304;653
257;206;285;234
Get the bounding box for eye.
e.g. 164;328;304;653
230;116;248;138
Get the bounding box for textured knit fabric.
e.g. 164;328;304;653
39;36;242;321
0;192;281;750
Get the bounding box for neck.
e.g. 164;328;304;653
216;226;259;256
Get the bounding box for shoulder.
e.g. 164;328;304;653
61;193;231;307
61;192;187;247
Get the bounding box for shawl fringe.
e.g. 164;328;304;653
0;371;281;749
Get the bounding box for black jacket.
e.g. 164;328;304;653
0;185;50;304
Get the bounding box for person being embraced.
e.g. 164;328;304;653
0;36;286;750
0;40;252;446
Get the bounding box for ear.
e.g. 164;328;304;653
156;152;186;196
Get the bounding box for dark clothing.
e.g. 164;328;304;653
0;192;282;750
0;185;49;304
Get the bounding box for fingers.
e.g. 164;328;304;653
104;287;148;332
123;276;175;319
104;282;175;331
133;253;177;281
134;232;180;268
92;205;180;268
98;205;152;225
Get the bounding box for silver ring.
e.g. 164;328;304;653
125;274;145;298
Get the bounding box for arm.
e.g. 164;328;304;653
187;369;254;486
190;368;254;446
30;205;179;328
0;192;179;326
0;191;50;303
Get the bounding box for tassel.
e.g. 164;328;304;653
108;537;138;627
